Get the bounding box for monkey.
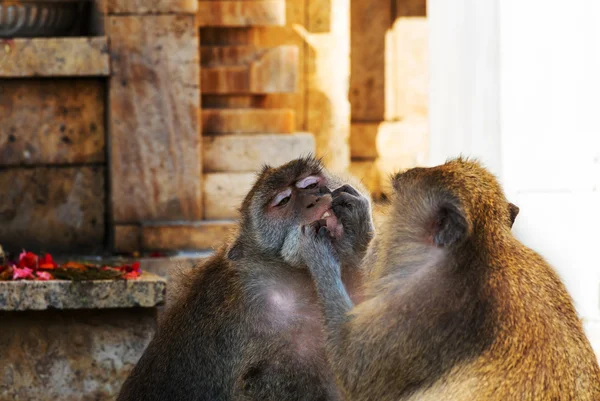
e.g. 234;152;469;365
299;157;600;401
117;156;374;401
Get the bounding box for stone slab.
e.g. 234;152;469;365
108;15;202;223
0;37;109;77
0;308;155;400
107;0;197;14
0;272;166;311
0;79;105;165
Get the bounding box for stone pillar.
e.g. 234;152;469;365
349;0;428;197
306;0;351;172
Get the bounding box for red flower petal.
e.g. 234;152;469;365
123;270;141;280
39;253;58;269
18;251;38;269
36;271;53;281
13;266;34;280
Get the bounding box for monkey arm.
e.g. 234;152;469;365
299;224;358;373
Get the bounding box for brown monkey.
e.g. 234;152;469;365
300;157;600;401
117;156;374;401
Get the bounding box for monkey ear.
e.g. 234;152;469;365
227;240;244;261
430;201;468;248
508;202;520;228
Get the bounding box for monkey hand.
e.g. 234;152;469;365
331;185;374;262
299;219;342;280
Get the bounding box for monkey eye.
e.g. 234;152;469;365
271;188;292;207
296;176;320;189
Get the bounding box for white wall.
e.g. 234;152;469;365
500;0;600;354
429;0;600;354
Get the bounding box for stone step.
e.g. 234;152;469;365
202;108;295;134
200;45;298;94
0;37;109;78
143;221;236;252
197;1;286;27
203;132;315;172
115;221;236;253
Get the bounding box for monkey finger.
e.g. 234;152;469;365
331;192;363;210
318;226;329;238
332;184;361;198
305;219;327;235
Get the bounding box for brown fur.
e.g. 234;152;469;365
301;157;600;401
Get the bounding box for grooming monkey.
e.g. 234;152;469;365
117;156;374;401
300;158;600;401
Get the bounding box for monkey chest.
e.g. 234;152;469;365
255;286;326;356
233;288;338;400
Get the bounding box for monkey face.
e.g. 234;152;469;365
266;176;342;239
228;157;350;264
259;171;345;266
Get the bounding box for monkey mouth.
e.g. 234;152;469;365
319;209;343;239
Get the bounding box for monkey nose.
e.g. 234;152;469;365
319;186;332;195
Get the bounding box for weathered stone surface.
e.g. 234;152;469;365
107;0;197;14
0;308;156;400
201;45;298;94
142;221;236;251
202;108;295;134
0;37;109;77
203;172;255;219
203;133;315;172
0;167;105;253
114;225;142;254
0;273;166;311
108;15;202;223
0;79;105;165
197;1;286;27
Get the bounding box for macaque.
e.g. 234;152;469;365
301;158;600;401
117;156;374;401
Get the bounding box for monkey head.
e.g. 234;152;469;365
227;156;373;267
386;157;519;252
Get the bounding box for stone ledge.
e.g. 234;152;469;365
0;272;166;312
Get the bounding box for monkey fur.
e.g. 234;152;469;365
117;156;374;401
300;157;600;401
